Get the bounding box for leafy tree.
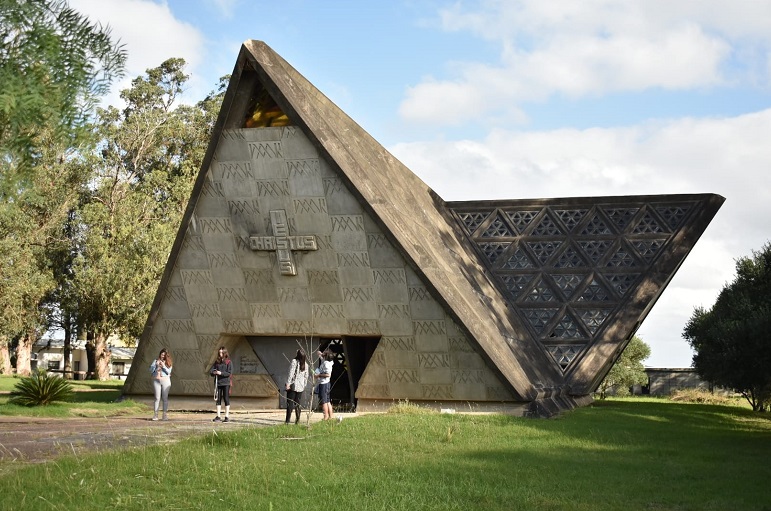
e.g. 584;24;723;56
0;0;126;187
597;335;651;398
72;59;223;379
0;0;125;374
683;242;771;412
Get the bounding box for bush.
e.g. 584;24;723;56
9;370;74;406
670;388;731;405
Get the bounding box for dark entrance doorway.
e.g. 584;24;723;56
318;336;379;412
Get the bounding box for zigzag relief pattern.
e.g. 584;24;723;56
348;319;380;335
252;303;282;318
190;303;221;318
418;353;450;368
283;320;312;333
378;304;410;318
388;369;419;383
244;270;274;286
224;319;252;333
453;370;484;384
181;379;213;394
165;286;187;302
342;287;375;302
313;304;345;318
422;385;453;399
331;215;364;231
216;161;254;181
382;336;416;351
248;141;283;159
373;269;406;285
451;198;701;372
285;159;320;177
356;384;391;398
322;177;346;196
197;335;221;354
294;197;328;214
448;336;475;352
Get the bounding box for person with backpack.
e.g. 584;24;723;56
210;346;233;423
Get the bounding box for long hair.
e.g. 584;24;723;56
159;348;173;368
216;346;230;364
295;349;306;371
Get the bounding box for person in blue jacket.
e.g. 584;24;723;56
210;347;233;422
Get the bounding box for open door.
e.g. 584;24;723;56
318;336;379;412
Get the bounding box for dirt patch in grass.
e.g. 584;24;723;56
0;410;305;471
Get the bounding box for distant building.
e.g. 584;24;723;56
634;367;710;395
32;338;136;380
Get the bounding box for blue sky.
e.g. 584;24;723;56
72;0;771;367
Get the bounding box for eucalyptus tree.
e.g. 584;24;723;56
684;242;771;412
0;0;125;374
73;59;223;379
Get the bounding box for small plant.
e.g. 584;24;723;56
386;400;436;415
9;370;74;406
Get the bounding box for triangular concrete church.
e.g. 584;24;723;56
122;41;723;416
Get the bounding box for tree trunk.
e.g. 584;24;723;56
0;337;11;374
16;331;34;377
63;323;72;380
85;339;96;379
94;332;111;381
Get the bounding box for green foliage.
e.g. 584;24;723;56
0;401;769;510
73;59;223;355
386;399;438;415
8;370;74;406
0;0;126;181
597;335;650;399
684;241;771;411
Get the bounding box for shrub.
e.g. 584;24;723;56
670;388;731;405
386;400;437;415
9;370;75;406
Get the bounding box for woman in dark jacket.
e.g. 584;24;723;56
210;346;233;422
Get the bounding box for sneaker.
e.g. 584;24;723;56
223;417;229;423
162;415;169;421
152;416;159;421
212;416;221;422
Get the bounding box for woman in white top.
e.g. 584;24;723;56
284;348;309;424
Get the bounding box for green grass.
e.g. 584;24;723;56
0;374;146;418
1;399;769;511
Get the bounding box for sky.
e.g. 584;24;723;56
70;0;771;368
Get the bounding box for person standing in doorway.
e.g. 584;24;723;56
150;348;173;421
314;349;335;420
210;347;233;423
285;348;309;424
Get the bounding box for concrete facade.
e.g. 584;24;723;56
122;41;724;416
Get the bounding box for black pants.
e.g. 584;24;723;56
216;386;230;406
285;389;303;423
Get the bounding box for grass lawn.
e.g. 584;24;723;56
0;398;769;510
0;374;146;417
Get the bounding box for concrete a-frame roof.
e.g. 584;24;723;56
136;40;723;413
213;40;554;401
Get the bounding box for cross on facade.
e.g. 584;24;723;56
249;209;317;275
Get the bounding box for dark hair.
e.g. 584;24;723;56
295;349;306;371
216;346;230;363
323;349;335;362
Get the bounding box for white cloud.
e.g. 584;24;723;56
390;109;771;366
70;0;209;106
401;0;771;126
